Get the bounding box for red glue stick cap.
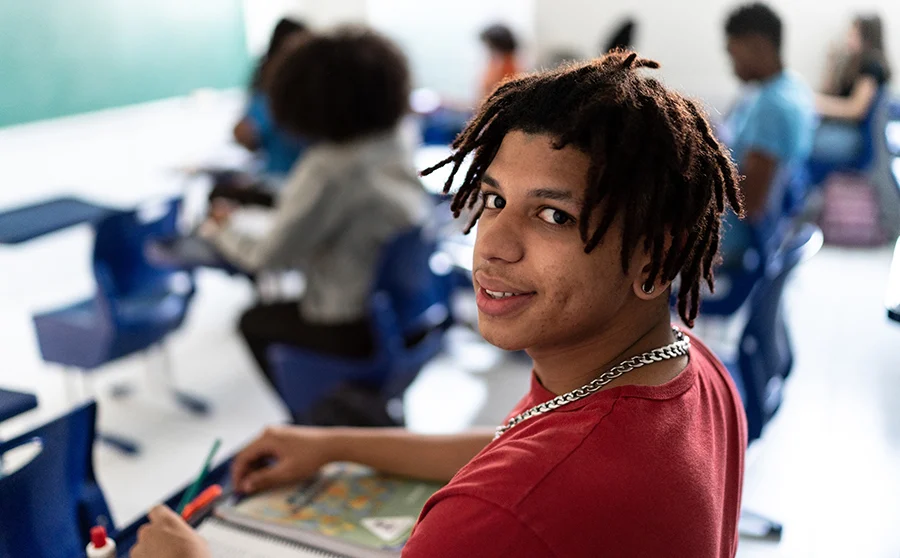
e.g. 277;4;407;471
90;526;108;548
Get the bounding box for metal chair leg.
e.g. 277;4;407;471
739;509;783;541
78;370;142;456
97;433;141;456
158;343;211;416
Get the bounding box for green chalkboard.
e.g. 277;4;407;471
0;0;251;127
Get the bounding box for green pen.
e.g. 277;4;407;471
176;438;222;514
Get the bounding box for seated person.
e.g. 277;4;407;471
601;18;637;54
201;28;429;388
416;23;522;146
132;50;746;558
479;23;522;100
722;3;815;267
813;15;892;166
209;18;311;208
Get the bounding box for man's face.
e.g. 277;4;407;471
726;35;758;83
471;131;637;353
846;23;863;54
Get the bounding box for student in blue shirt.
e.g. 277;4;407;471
210;18;310;208
721;3;815;265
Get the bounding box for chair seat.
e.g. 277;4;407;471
116;289;191;326
0;388;38;423
33;290;191;369
267;346;391;420
268;327;446;419
35;289;189;330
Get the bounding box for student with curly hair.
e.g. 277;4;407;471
201;28;429;385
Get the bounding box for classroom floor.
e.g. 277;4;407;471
1;95;898;557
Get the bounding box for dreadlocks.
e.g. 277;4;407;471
422;50;742;327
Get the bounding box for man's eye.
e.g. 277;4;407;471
538;207;573;225
484;193;506;209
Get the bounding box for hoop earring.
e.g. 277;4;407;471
641;282;655;295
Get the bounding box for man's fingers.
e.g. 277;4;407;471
232;434;278;489
148;504;177;523
238;462;289;494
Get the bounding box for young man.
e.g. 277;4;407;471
132;51;747;557
722;3;815;262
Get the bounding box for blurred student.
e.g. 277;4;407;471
479;23;521;99
722;3;815;263
209;18;311;208
202;28;428;386
133;51;746;558
813;15;892;165
602;18;637;54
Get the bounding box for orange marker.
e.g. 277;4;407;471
181;484;223;521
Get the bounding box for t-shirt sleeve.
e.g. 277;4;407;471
859;57;888;86
402;495;554;558
739;99;792;163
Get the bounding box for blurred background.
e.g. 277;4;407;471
0;1;899;556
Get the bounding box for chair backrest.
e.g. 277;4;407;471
857;86;890;169
92;197;185;297
737;223;823;442
781;163;812;219
0;402;112;558
370;227;451;351
700;169;800;318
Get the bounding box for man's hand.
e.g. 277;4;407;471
130;506;210;558
209;199;237;225
232;426;335;494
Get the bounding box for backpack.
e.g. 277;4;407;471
817;173;886;246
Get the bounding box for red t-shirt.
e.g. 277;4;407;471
404;331;747;557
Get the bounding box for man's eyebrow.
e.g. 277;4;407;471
480;174;582;205
527;188;579;203
481;174;501;190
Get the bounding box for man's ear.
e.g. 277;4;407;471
630;234;674;301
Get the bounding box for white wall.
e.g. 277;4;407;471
242;0;534;103
241;0;367;57
244;0;899;110
367;0;535;102
534;0;900;111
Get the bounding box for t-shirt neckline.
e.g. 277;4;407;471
524;357;698;413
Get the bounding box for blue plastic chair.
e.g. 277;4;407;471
725;223;823;442
267;227;452;423
699;164;805;317
807;87;888;186
893;157;900;196
0;401;113;558
419;107;471;146
0;388;38;423
32;198;202;453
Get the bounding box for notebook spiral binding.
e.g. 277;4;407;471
206;517;348;558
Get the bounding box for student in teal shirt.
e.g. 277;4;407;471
242;91;307;177
212;19;310;208
721;3;816;265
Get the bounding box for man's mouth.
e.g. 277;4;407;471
483;289;527;299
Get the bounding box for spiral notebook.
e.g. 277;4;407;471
199;518;339;558
198;464;443;558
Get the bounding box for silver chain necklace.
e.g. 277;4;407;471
494;327;690;440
